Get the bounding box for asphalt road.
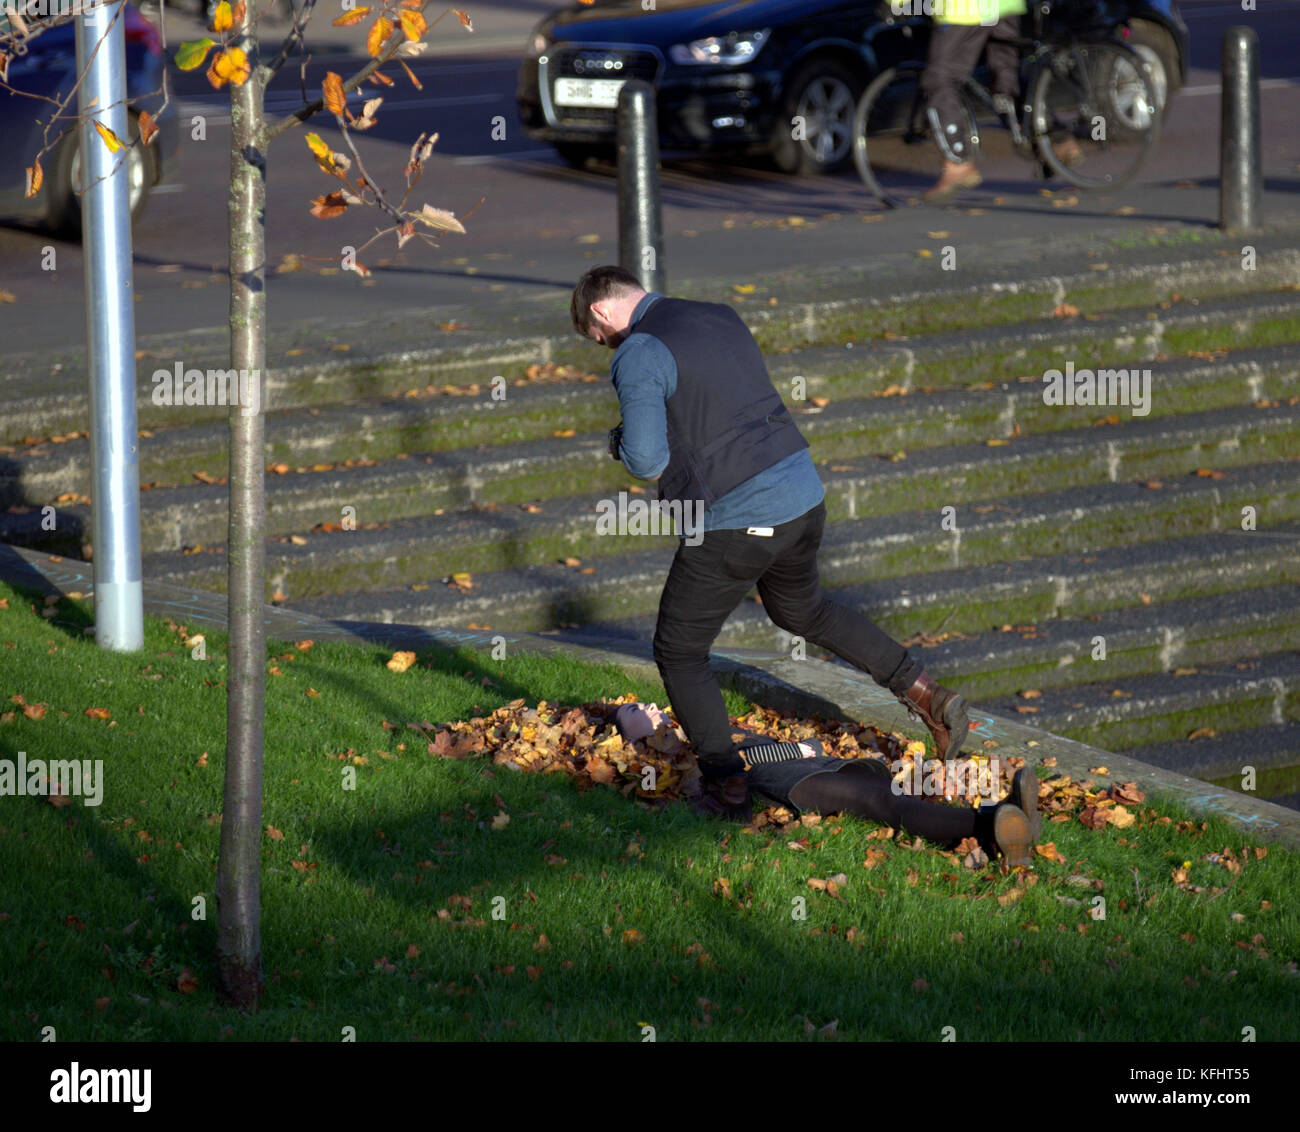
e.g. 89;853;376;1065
1;0;1298;354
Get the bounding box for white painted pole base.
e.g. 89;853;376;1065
94;581;144;652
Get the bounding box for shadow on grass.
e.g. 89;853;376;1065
0;550;95;645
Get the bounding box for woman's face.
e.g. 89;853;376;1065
616;702;670;742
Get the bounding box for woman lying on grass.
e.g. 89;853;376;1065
614;702;1041;867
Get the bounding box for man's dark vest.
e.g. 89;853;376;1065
634;297;808;509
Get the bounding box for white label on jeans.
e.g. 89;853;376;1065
745;527;775;536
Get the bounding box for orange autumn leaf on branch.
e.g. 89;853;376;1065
310;191;349;219
137;110;159;146
366;15;394;57
24;158;43;199
206;46;250;90
332;6;370;25
210;0;232;32
399;10;426;41
322;71;346;116
304;132;348;177
93;120;126;154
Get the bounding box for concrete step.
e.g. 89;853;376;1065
4;233;1299;444
4;291;1298;493
273;459;1300;623
980;649;1300;751
130;417;1300;590
9;370;1298;557
579;522;1300;652
921;583;1300;702
1121;721;1300;795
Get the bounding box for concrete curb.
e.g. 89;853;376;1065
4;542;1295;849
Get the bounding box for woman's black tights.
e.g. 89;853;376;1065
789;769;994;849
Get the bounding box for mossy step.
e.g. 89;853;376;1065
272;460;1300;626
4;238;1298;444
122;411;1300;594
594;522;1300;651
8;361;1297;555
7;290;1300;486
920;583;1300;702
980;649;1300;752
1122;721;1300;789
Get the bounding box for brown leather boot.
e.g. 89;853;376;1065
894;672;970;758
691;773;751;820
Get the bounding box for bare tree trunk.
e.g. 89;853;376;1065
216;9;267;1011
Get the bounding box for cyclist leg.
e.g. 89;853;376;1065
986;14;1023;100
920;23;990;199
920;22;988;165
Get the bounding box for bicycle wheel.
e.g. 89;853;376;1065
853;65;978;208
1031;40;1159;190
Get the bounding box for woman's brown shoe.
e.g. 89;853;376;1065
1010;768;1042;843
993;803;1034;868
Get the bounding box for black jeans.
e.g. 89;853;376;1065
652;500;922;778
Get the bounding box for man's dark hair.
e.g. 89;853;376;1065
570;264;645;336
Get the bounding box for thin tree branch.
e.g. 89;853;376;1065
265;0;318;77
266;38;400;140
332;116;405;225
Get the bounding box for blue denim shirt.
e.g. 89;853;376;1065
610;293;825;531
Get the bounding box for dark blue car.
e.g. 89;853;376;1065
0;3;180;235
517;0;1188;173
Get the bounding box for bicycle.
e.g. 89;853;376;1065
853;2;1160;207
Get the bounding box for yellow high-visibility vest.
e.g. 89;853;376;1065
936;0;1028;27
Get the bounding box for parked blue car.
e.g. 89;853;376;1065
0;3;180;235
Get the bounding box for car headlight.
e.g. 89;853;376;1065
525;28;550;58
668;28;770;66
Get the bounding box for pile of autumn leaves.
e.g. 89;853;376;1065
404;660;1201;859
409;671;1016;832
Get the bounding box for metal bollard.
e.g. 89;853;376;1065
616;79;665;293
1220;26;1261;235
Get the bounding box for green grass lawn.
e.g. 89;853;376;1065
0;578;1296;1042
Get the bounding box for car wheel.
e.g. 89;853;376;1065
553;141;615;169
772;58;863;175
46;111;154;238
1123;20;1179;115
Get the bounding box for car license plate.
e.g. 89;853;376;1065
553;77;626;108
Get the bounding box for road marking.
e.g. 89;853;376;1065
177;91;503;121
452;150;556;165
1180;77;1300;96
1181;1;1300;18
376;92;505;112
